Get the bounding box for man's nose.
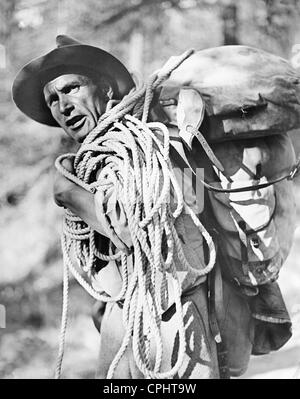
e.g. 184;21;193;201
59;95;74;115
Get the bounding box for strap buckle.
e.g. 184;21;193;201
288;158;300;180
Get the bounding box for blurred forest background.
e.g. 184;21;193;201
1;0;300;379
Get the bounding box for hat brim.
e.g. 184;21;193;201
12;44;135;126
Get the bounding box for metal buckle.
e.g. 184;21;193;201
289;158;300;180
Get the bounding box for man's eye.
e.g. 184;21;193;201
49;97;58;106
66;85;79;94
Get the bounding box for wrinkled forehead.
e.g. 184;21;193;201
43;73;91;97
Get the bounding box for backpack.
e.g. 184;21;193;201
152;45;300;293
150;45;300;374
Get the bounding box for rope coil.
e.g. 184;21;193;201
54;49;216;379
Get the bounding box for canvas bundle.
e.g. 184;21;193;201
159;45;300;142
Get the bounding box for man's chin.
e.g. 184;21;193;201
76;131;89;143
66;129;86;143
68;121;93;143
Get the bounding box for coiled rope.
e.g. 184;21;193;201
54;49;216;379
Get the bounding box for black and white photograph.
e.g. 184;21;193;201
1;0;300;384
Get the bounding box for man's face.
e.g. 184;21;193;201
43;74;106;142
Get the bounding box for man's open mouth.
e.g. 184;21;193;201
66;115;86;129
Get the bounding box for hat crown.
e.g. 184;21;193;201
56;35;81;48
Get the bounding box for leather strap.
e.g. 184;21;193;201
185;125;225;173
176;87;225;172
169;138;300;194
208;261;230;379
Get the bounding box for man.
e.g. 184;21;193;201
12;35;257;379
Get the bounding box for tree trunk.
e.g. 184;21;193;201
0;0;18;71
128;28;144;77
222;1;239;45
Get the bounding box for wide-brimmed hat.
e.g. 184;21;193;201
12;35;135;126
